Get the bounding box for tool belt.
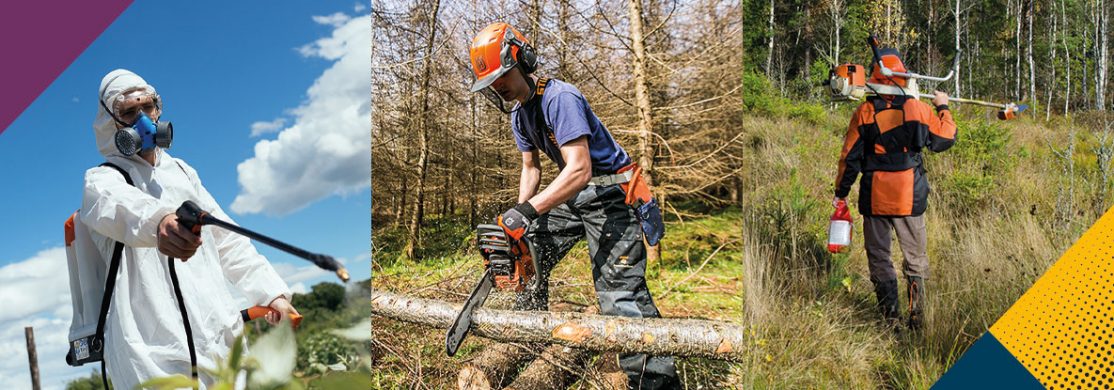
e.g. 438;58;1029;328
587;170;633;186
612;163;665;246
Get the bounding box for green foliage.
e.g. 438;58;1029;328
938;118;1014;209
744;71;828;125
297;333;360;375
754;169;828;268
294;283;347;313
65;371;106;390
743;71;783;116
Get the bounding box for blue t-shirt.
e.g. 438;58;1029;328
511;79;632;175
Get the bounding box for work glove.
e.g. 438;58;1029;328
498;202;539;241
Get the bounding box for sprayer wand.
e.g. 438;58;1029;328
175;200;350;282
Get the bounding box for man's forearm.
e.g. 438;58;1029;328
527;163;590;214
518;166;541;204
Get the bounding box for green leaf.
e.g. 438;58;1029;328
135;374;196;390
841;276;853;293
247;317;297;387
229;327;246;369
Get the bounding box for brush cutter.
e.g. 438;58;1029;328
823;35;1028;119
444;224;541;356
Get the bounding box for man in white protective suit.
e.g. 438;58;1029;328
82;69;299;388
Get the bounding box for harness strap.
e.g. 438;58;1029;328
93;162;130;390
168;257;199;380
93;161;199;386
531;77;567;169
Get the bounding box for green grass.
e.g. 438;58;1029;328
373;106;1107;388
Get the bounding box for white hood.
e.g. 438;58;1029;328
94;69;157;158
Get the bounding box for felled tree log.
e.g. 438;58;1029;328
371;290;747;361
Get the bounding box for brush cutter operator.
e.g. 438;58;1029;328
82;69;298;388
833;48;957;331
468;23;679;389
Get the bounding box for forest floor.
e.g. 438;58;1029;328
371;101;1109;388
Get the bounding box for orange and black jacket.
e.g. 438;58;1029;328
835;96;957;217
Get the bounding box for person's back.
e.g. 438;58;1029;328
832;47;956;331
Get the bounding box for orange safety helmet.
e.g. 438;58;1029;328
469;23;538;92
869;48;909;87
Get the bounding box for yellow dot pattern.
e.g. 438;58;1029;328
990;208;1114;389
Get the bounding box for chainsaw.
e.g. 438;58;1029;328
444;224;540;356
823;34;1028;120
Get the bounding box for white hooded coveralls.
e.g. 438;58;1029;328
83;69;290;389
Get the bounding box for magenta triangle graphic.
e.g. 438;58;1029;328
0;1;133;136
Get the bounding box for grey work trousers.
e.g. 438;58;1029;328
515;184;678;389
863;214;930;283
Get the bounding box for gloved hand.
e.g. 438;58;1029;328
265;296;301;325
498;202;539;241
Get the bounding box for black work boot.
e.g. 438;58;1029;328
907;276;926;331
873;279;900;328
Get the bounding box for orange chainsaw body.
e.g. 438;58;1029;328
477;224;536;292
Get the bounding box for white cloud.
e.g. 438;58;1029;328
232;13;370;216
353;3;367;13
311;12;352;28
290;282;308;295
0;248;92;389
0;247;71;324
249;118;287;137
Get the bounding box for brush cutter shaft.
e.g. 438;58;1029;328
914;93;1007;109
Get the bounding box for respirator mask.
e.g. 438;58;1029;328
101;90;173;156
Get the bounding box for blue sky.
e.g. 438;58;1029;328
0;2;370;388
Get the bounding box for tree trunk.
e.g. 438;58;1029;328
954;0;961;100
371;290;747;360
1015;0;1022;101
1098;0;1109;110
1027;0;1035;103
405;0;443;260
766;0;775;75
628;0;662;264
1064;0;1072;113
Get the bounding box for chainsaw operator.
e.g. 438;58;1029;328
82;69;298;388
468;23;679;389
833;48;957;330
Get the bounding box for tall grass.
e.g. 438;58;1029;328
732;108;1103;388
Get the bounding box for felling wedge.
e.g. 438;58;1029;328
823;35;1028;120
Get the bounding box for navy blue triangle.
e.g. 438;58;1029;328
932;332;1043;389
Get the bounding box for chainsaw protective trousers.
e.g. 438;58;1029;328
514;183;679;389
